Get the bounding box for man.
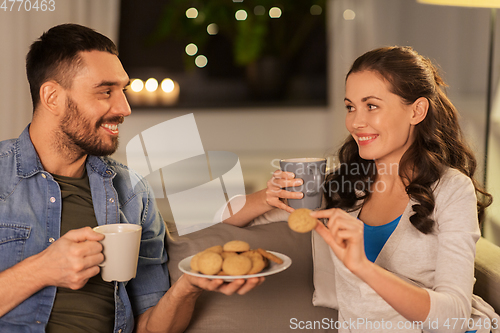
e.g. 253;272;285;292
0;23;263;333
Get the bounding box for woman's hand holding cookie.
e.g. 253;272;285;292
311;209;370;275
265;170;303;213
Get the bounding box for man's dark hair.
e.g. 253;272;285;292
26;23;119;111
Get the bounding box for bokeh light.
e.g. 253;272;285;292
195;55;208;68
310;5;322;15
235;9;248;20
161;79;175;93
186;7;198;19
254;5;265;15
130;79;144;92
343;9;356;20
185;43;198;56
269;7;282;18
145;78;158;92
207;23;219;35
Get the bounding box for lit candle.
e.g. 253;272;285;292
158;78;180;106
143;78;159;106
125;79;145;105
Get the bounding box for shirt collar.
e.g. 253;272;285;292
86;155;116;178
15;125;44;178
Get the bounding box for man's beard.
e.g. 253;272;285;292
59;97;123;157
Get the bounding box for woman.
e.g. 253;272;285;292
224;46;498;332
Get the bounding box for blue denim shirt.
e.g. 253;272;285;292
0;126;170;333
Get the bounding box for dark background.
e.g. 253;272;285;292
118;0;328;108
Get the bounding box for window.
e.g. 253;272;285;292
119;0;327;108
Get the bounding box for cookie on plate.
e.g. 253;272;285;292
223;240;250;252
222;254;252;275
221;251;239;259
256;248;283;265
204;245;223;254
287;208;318;233
197;251;223;275
190;252;202;272
242;251;267;274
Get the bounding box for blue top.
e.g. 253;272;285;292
0;126;170;333
364;215;402;263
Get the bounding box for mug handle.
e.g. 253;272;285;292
305;164;325;196
305;166;318;197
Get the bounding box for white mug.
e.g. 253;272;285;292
93;223;142;282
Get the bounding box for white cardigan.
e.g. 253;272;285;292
253;168;499;333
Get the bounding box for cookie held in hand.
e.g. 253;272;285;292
287;208;318;233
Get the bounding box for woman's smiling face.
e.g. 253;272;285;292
344;70;418;166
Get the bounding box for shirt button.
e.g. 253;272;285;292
49;237;55;243
109;198;115;203
36;321;41;324
41;174;46;179
118;329;122;333
50;197;56;203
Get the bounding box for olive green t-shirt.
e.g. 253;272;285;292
46;171;115;333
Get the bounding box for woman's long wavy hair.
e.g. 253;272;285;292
324;46;492;234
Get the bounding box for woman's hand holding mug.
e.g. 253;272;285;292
265;170;303;213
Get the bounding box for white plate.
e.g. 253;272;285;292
178;251;292;281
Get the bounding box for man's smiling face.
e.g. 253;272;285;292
58;50;131;156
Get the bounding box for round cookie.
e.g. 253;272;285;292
240;250;259;259
242;252;267;274
287;208;318;233
221;251;239;259
223;240;250;252
204;245;223;254
222;254;252;276
197;251;223;275
190;252;202;272
248;258;266;274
